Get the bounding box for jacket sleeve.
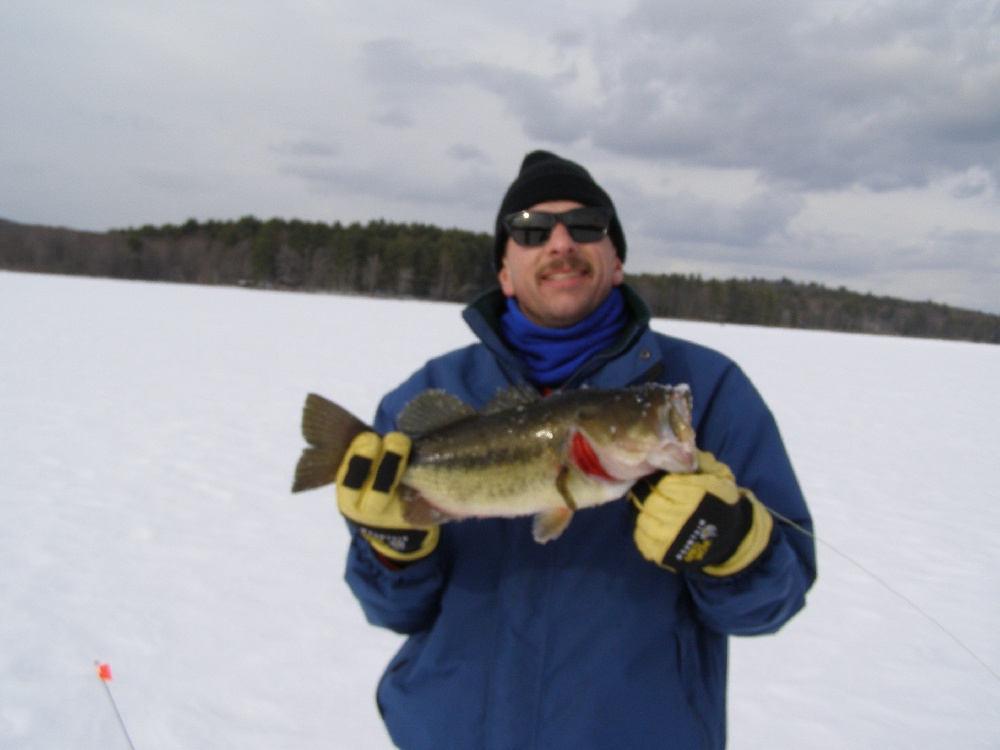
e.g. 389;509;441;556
684;361;817;635
344;533;445;634
341;371;449;635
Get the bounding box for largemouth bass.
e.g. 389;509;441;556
292;383;698;543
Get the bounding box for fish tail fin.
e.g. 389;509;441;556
292;393;371;492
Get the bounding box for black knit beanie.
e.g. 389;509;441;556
493;150;626;270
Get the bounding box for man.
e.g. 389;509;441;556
336;151;816;749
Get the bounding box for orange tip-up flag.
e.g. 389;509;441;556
94;661;136;749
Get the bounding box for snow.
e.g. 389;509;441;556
2;270;998;749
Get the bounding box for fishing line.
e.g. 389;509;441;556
769;508;1000;685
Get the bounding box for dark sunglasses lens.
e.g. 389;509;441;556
563;208;611;243
505;212;556;247
513;228;550;246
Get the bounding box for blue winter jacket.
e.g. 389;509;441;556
344;286;816;750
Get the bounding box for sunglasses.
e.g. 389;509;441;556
503;207;613;247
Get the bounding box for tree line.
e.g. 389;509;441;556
1;216;997;344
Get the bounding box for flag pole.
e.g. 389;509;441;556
95;662;137;750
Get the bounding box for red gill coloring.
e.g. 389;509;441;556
569;431;616;481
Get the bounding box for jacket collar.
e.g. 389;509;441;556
462;284;664;389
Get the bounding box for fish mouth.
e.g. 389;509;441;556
653;440;699;474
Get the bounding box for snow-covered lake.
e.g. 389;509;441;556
2;271;998;748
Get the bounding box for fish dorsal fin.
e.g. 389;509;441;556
398;389;477;435
480;383;540;416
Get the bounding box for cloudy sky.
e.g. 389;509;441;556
3;0;999;314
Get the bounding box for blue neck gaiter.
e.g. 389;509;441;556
500;288;627;387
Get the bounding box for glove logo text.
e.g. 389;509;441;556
675;519;718;563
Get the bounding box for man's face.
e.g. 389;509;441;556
498;200;624;329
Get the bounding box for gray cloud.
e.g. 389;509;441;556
447;144;489;163
280;159;506;215
591;0;1000;190
360;38;590;144
926;227;1000;272
374;108;413;128
272;139;340;158
464;63;591;145
359;38;461;98
359;4;1000;196
950;169;995;199
622;185;805;250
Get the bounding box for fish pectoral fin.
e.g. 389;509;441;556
532;508;574;544
400;488;454;527
555;465;578;510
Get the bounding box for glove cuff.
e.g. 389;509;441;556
356;522;440;563
702;491;774;577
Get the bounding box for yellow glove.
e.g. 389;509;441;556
336;431;439;564
629;451;773;576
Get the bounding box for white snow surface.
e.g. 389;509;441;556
2;270;998;749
